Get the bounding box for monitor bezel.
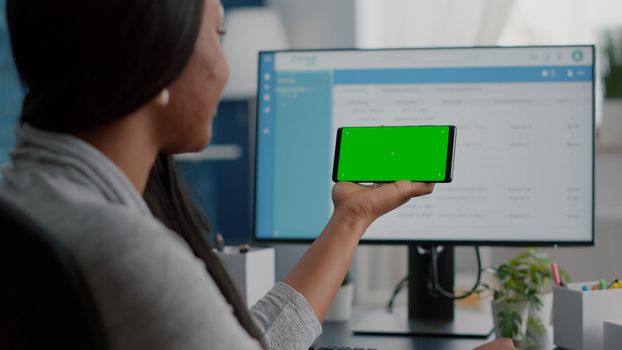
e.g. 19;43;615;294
252;44;596;247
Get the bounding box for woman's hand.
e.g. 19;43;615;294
331;180;435;229
283;180;434;320
473;338;516;350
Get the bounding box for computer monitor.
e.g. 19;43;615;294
253;45;595;336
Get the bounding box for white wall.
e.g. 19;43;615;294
267;0;356;49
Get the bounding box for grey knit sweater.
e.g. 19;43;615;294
0;125;321;349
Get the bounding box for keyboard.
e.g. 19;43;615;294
309;346;378;350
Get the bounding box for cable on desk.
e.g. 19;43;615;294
385;246;482;312
385;275;408;312
431;246;482;300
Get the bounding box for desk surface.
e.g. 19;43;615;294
316;321;491;350
314;313;556;350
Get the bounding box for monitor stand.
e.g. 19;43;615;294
350;245;493;338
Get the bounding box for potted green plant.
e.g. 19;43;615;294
481;248;570;348
483;257;533;345
324;271;354;321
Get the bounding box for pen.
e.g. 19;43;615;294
551;262;562;287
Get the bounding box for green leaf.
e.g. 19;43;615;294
497;308;523;338
527;315;546;337
489;248;572;310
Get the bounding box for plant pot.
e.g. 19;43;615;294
526;292;553;347
324;283;354;321
491;300;529;341
530;292;553;325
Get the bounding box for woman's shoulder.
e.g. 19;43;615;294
0;165;192;271
0;168;246;347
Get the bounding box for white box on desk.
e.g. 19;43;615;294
553;282;622;350
216;246;275;307
604;320;622;350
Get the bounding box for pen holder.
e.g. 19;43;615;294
216;246;275;307
553;282;622;350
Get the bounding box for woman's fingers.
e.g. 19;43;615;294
374;180;435;204
331;180;436;226
396;180;435;197
362;180;435;218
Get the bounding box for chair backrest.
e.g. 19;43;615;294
0;197;107;350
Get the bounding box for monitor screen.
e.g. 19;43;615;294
253;45;594;245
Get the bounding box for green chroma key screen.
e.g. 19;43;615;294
333;125;454;182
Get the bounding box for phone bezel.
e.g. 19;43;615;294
332;125;456;183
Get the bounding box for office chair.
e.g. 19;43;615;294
0;198;107;350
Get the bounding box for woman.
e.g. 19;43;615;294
1;0;514;349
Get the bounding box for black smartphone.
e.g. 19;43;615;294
332;125;456;183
